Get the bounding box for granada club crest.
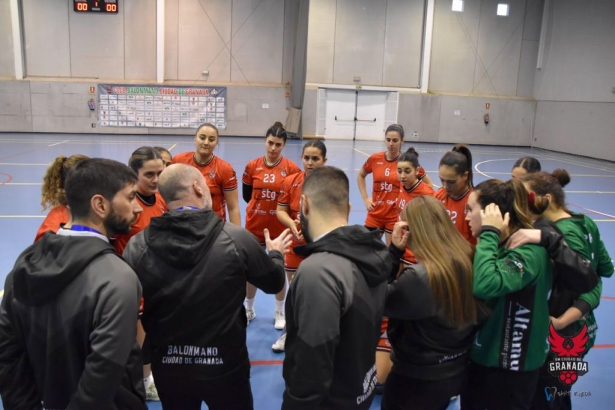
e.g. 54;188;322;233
547;323;589;386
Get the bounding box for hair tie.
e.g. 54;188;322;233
528;191;535;205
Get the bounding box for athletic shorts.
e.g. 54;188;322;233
285;246;305;272
377;317;392;353
364;214;397;234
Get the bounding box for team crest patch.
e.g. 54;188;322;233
281;170;287;177
547;323;589;386
209;172;215;179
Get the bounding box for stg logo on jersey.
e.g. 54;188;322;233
547;323;589;386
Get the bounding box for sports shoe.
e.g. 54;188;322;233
274;310;286;330
272;333;286;353
246;308;256;324
144;376;160;401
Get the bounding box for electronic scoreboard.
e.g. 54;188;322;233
74;1;118;14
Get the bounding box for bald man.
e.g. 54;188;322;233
123;164;290;410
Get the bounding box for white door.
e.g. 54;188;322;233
324;90;356;140
355;91;387;141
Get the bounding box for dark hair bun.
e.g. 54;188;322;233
551;169;570;188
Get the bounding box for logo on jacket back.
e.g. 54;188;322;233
356;364;377;405
547;323;589;386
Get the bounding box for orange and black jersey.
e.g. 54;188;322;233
397;180;434;265
243;156;300;242
113;192;168;255
34;205;70;242
435;187;476;245
172;152;238;221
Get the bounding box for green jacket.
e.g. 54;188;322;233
554;213;614;349
471;229;552;372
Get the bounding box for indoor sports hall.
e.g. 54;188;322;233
1;0;614;409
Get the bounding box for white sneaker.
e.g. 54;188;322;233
144;376;160;401
274;311;286;330
272;333;286;353
246;308;256;324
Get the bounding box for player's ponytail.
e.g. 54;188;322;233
41;154;89;210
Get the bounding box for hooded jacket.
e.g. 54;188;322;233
122;208;285;380
0;231;145;410
282;226;391;410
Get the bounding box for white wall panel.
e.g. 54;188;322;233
69;6;124;78
382;0;424;87
0;0;14;77
534;102;615;161
231;0;284;83
333;0;386;85
125;0;157;80
164;0;179;80
534;0;615;102
306;0;336;83
177;0;231;82
22;0;71;77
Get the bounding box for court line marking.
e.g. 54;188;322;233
48;140;69;147
167;143;177;152
0;215;45;218
568;203;615;220
0;163;52;166
4;183;43;186
352;148;371;157
479;171;615;178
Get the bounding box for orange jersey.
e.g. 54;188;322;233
172;152;238;221
435;187;476;245
362;153;401;226
113;192;168;254
243;156;301;242
35;205;70;242
362;153;428;225
396;180;435;216
397;181;434;264
278;172;306;270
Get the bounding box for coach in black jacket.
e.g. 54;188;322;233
123;163;289;410
0;159;146;410
283;166;392;410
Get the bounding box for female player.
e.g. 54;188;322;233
154;146;173;167
35;154;89;242
435;144;475;244
462;178;552;410
396;147;435;264
382;196;482;410
172;123;240;225
271;140;327;352
113;146;167;254
243;123;301;328
375;146;435;390
511;156;541;179
514;170;612;410
115;146;167;401
357;124;432;245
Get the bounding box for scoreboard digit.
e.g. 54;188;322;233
74;1;118;14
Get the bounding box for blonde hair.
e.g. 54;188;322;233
403;196;478;326
41;154;89;210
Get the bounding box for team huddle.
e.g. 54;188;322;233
0;122;612;410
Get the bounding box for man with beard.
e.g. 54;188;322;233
122;164;289;410
0;158;146;410
282;166;392;410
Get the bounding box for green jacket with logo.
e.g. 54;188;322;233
471;229;553;372
554;213;614;349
